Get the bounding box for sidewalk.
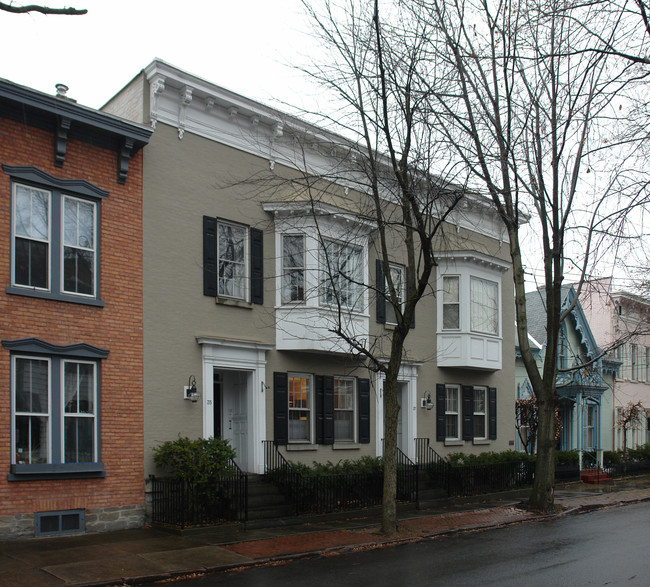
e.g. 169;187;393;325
2;476;650;587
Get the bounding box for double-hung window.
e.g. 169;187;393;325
385;265;404;325
473;387;487;440
282;234;305;303
334;376;356;442
445;385;460;440
7;166;105;305
470;277;499;334
288;373;312;442
320;239;362;311
442;276;460;329
217;221;248;300
6;337;107;479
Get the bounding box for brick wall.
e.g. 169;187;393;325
0;117;145;528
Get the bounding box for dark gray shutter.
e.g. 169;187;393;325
316;375;334;445
489;387;497;440
406;267;415;329
462;385;474;441
203;216;217;297
376;259;386;324
436;384;446;441
358;378;370;443
273;372;288;445
250;227;263;305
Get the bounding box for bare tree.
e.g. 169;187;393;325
618;400;645;459
0;2;86;14
406;0;646;512
291;0;486;535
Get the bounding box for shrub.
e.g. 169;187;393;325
152;436;236;484
627;444;650;462
447;450;535;467
555;450;579;467
603;450;622;465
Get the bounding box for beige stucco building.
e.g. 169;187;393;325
103;60;517;478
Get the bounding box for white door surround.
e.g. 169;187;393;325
198;337;272;474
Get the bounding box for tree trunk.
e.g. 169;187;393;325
529;386;556;511
381;371;399;535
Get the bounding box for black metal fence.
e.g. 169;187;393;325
416;437;450;492
150;459;247;528
604;459;650;478
447;460;536;496
263;441;418;514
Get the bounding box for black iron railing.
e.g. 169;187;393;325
415;437;450;492
447;460;536;497
604;459;650;478
150;458;247;528
396;447;418;502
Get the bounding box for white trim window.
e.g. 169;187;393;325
385;264;405;325
63;361;97;463
13;184;50;290
334;376;356;442
62;195;96;296
473;386;487;440
282;234;305;303
288;373;312;442
442;275;460;330
320;239;363;311
470;277;499;334
445;385;460;440
13;356;50;464
217;221;248;300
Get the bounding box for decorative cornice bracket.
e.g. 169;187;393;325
54;116;71;167
118;138;135;185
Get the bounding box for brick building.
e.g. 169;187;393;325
0;78;151;538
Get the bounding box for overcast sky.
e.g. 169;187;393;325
0;0;315;110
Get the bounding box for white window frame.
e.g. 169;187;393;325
473;386;488;440
62;360;98;463
62;195;97;297
217;220;249;301
442;275;460;330
334;376;357;442
288;373;313;443
281;234;305;304
445;384;460;441
320;238;363;311
385;264;405;326
470;276;499;335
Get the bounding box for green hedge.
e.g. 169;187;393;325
290;456;385;478
446;450;580;467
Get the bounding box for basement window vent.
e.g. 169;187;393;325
35;509;85;537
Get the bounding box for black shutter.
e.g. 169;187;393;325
436;384;446;442
316;375;334;445
273;372;288;445
489;387;497;440
203;216;217;297
250;227;263;305
406;267;415;329
376;259;386;324
358;378;370;444
462;385;474;441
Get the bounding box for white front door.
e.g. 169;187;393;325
217;369;249;471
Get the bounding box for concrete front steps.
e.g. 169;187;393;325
245;475;295;527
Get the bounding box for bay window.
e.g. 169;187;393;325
321;239;363;311
470;277;498;334
282;234;305;303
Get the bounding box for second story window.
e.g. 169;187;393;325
7;166;107;306
217;221;247;300
320;239;363;311
442;276;460;329
470;277;498;334
282;234;305;303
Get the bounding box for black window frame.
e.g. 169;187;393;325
4;165;106;307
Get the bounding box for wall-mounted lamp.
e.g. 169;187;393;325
184;375;199;403
420;392;433;410
261;381;269;393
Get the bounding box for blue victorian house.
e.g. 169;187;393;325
515;286;618;465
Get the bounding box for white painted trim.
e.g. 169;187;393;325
198;338;272;474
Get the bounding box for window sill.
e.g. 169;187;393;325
286;444;318;452
333;443;360;450
8;462;106;481
444;439;464;447
6;286;105;307
215;297;252;309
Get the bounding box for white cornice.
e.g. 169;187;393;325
435;250;511;273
